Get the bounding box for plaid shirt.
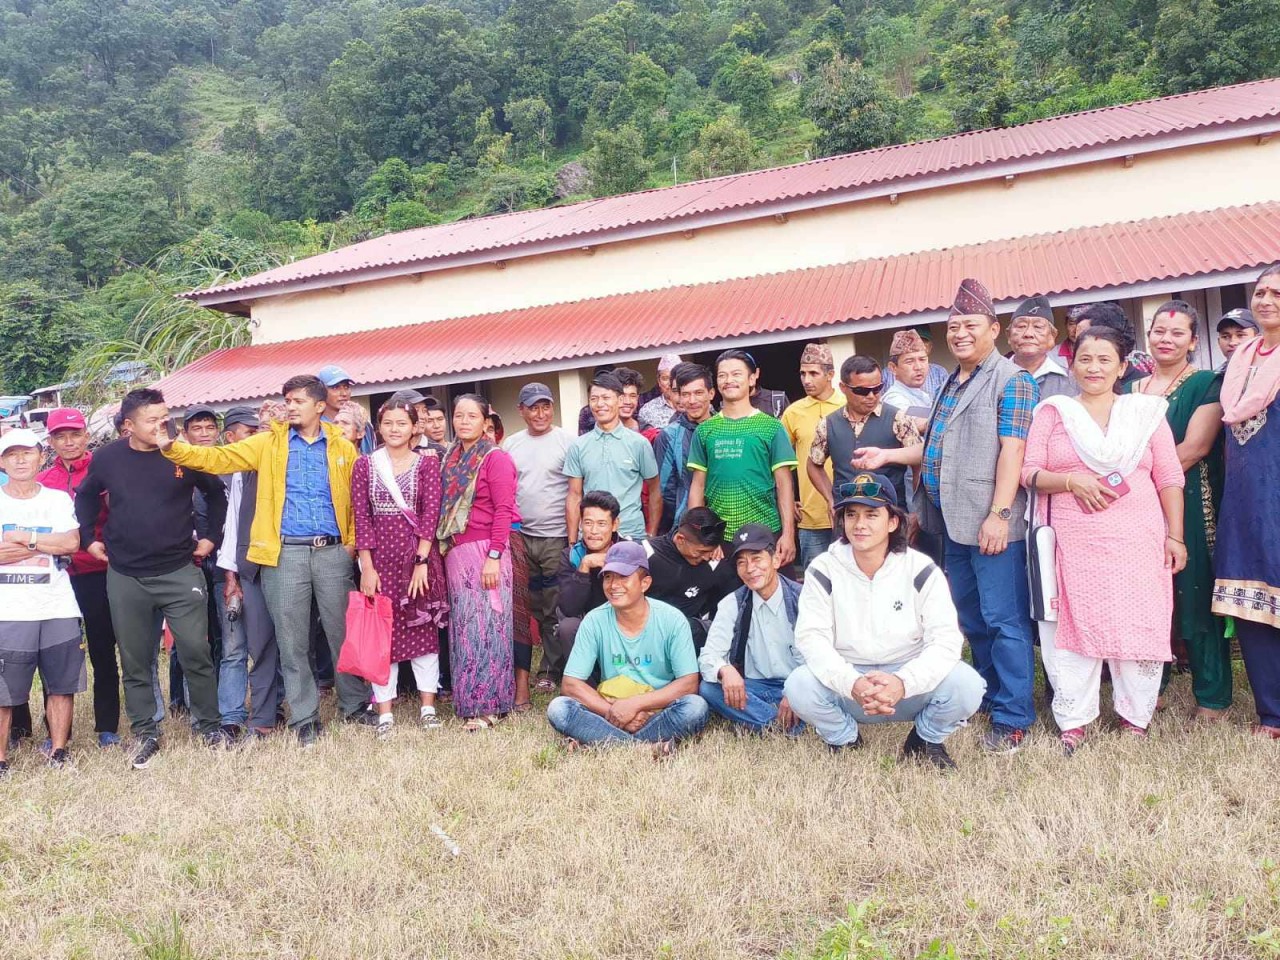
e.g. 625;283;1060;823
921;356;1039;507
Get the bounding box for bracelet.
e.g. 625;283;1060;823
1065;474;1075;495
1166;535;1185;545
413;555;431;565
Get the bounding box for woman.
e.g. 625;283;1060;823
352;399;448;738
1023;326;1186;752
335;400;369;448
1128;301;1229;719
1214;263;1280;736
438;394;517;730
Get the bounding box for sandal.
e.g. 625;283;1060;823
463;714;504;733
534;677;556;694
513;701;534;714
1059;727;1086;757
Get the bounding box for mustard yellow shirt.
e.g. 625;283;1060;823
780;392;842;530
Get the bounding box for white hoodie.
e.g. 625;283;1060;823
795;543;964;699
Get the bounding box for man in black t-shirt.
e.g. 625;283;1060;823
643;507;740;652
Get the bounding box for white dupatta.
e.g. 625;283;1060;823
370;447;418;526
1038;393;1169;477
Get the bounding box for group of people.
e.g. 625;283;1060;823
2;264;1279;776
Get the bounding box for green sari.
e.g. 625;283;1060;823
1130;369;1229;708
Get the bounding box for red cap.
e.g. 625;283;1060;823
46;408;87;433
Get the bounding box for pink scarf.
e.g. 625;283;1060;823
1221;337;1280;425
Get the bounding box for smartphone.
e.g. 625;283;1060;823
1099;471;1130;497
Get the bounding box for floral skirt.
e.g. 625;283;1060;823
444;540;515;718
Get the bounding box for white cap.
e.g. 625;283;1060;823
0;428;43;456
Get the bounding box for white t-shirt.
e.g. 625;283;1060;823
0;485;82;622
502;427;571;538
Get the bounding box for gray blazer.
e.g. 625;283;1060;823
918;353;1032;546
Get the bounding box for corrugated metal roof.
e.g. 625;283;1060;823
156;201;1280;406
193;79;1280;304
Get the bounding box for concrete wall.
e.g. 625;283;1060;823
248;135;1280;344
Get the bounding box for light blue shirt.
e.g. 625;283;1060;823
699;585;803;682
563;423;658;540
565;599;698;689
281;429;341;538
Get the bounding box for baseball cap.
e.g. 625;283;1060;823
223;406;260;430
1217;308;1258;333
0;428;43;456
46;408;87;434
388;389;426;407
182;404;218;426
1012;296;1055;324
600;541;650;577
833;472;899;511
518;383;554;407
317;364;356;387
730;523;777;557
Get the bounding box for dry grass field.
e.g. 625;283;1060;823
3;661;1280;960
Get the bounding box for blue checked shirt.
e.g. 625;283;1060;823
280;429;341;538
921;358;1039;508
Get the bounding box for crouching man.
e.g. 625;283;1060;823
698;524;803;733
784;472;985;769
546;541;708;756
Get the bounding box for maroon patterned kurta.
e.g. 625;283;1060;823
353;453;448;662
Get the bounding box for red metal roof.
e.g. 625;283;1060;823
193;79;1280;306
156;201;1280;406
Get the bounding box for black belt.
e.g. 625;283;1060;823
281;535;341;547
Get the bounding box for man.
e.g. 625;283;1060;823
637;354;683;431
654;362;715;532
0;430;85;775
157;375;370;746
780;343;843;569
75;389;227;768
1216;307;1258;371
1008;296;1074;400
168;404;224;718
564;371;660;543
615;367;650;436
698;524;803;733
882;326;949;396
643;507;739;652
784;472;984;768
551;490;622;683
748;357;790;418
807;355;921;517
213;406;282;742
420;395;448;453
577;364;617;436
546;541;708;754
1056;304;1087;364
855;279;1039;753
317;363;375;454
31;409;123;749
688;350;798;567
503;383;572;690
883;330;935;428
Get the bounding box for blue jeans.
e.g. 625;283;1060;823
699;677;799;733
546;694;709;745
784;661;985;746
943;534;1036;731
215;579;247;725
797;529;834;572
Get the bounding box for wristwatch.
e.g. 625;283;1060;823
989;505;1013;521
27;531;38;550
413;555;431;566
487;548;502;560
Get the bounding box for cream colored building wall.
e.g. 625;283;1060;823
249;137;1280;344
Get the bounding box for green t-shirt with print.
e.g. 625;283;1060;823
686;410;798;534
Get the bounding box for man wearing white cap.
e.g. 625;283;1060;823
0;429;84;775
638;355;684;431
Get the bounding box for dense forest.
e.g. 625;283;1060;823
1;0;1278;402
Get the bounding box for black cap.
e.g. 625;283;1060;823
223;406;259;430
730;523;778;556
1217;308;1258;333
833;472;899;510
182;404;218;426
1013;296;1054;324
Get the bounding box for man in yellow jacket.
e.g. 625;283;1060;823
159;374;371;745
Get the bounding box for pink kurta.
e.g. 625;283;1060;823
1021;404;1185;661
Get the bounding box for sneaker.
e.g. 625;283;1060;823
0;759;9;778
828;735;866;754
48;747;72;769
420;709;442;731
342;709;378;727
97;732;122;749
981;724;1027;754
39;737;52;758
1060;727;1087;757
218;724;246;747
130;737;160;770
901;728;958;770
296;721;322;748
375;719;395;741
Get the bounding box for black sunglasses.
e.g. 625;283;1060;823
837;479;887;501
692;519;727;541
843;382;885;397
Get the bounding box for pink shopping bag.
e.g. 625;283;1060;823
336;592;393;686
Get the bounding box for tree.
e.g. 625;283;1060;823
585;125;651;196
506;97;554;160
802;55;906;156
713;52;776;132
684;115;759;180
937;8;1017;131
0;282;86;394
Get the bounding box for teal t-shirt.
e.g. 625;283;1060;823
564;598;699;689
563;424;659;540
686;410;798;534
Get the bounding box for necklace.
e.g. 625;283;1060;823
1141;361;1192;397
1258;341;1280;357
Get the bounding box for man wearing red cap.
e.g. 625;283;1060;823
34;409;123;749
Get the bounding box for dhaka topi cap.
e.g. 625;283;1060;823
889;329;927;360
657;354;683;373
949;278;995;320
800;342;834;367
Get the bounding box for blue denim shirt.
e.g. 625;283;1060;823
281;429;341;538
